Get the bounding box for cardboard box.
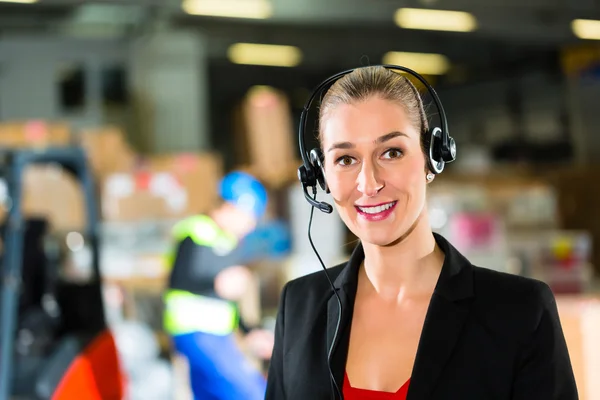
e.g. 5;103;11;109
101;152;222;222
0;164;86;232
239;86;298;188
145;152;222;215
78;126;137;180
0;121;71;148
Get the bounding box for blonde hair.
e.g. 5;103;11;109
319;66;429;153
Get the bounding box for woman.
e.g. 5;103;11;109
265;66;578;399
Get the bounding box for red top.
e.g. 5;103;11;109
343;373;410;399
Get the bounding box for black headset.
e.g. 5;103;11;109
297;64;457;214
297;64;457;400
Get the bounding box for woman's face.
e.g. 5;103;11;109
321;96;430;247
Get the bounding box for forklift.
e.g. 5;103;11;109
0;147;125;400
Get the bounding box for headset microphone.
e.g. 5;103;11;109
302;184;333;214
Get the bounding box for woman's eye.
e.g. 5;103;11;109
336;156;355;166
383;148;403;159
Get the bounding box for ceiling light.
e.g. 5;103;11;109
0;0;38;3
182;0;272;19
572;19;600;40
227;43;302;67
394;8;477;32
382;51;450;75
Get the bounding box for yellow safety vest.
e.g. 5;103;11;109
163;215;240;336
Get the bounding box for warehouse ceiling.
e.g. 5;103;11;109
1;0;598;38
0;0;598;76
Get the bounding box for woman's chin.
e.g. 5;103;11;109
356;229;402;248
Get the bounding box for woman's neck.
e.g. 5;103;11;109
359;216;444;302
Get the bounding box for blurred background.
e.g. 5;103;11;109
1;0;600;399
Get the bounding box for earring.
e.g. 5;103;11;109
426;173;434;182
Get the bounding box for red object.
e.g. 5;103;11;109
343;372;410;399
52;330;126;400
451;212;497;249
134;171;152;191
24;121;48;142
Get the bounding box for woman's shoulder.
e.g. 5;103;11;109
471;265;554;301
470;265;559;332
273;263;347;333
283;262;347;296
275;262;348;315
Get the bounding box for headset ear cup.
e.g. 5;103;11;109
309;148;329;193
297;165;315;187
427;127;445;174
444;136;457;163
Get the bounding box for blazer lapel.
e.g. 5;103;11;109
326;289;349;396
326;243;363;397
407;233;474;400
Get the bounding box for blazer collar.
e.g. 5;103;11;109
326;232;474;399
331;232;473;299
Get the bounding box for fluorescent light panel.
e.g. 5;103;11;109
572;19;600;40
382;51;450;75
182;0;272;19
395;8;477;32
228;43;302;67
0;0;38;3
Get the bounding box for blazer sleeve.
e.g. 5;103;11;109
265;282;289;399
511;281;579;400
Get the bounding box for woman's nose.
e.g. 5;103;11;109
357;162;384;197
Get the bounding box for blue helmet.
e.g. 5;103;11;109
219;171;268;219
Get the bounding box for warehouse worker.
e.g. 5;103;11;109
163;171;273;400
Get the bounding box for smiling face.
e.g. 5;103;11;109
321;96;431;247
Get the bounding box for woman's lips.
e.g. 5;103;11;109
355;201;397;222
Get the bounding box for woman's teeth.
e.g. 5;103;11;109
357;202;395;214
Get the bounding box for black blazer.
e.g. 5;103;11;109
265;233;578;399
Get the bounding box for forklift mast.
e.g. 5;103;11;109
0;146;105;400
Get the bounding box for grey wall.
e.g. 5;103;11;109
129;29;210;153
0;31;212;154
0;36;127;130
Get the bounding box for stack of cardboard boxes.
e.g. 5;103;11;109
0;120;224;286
79;126;223;222
79;126;224;286
0;121;224;230
101;152;221;222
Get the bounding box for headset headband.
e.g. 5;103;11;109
298;64;451;169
